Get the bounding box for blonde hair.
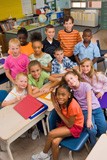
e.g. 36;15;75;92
15;72;28;81
80;58;96;78
9;38;21;47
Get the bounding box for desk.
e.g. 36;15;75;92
0;104;47;160
86;134;107;160
37;93;54;132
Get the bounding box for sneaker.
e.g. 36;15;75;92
31;127;39;140
32;151;50;160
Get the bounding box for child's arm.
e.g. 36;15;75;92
74;55;80;65
5;69;15;84
86;91;93;129
41;62;52;72
2;97;20;107
51;92;75;128
48;75;60;89
51;73;65;78
92;57;99;64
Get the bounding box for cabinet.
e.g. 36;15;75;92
100;2;107;29
71;10;99;27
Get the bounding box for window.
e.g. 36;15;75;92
72;2;86;8
88;1;101;8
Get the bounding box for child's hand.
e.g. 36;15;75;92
104;53;107;58
32;86;40;94
96;92;103;99
51;92;61;113
40;88;50;94
87;119;93;129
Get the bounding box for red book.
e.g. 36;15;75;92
14;95;43;119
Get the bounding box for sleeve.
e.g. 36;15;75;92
85;83;92;93
77;32;82;43
25;56;30;67
73;43;80;56
51;61;56;74
93;43;101;58
66;57;77;68
4;57;10;70
98;73;107;95
28;75;33;85
57;31;60;42
68;99;80;116
46;54;52;63
42;71;50;80
4;89;16;101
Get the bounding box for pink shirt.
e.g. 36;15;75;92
4;54;29;79
82;72;107;96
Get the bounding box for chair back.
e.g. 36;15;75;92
48;109;61;131
0;90;8;103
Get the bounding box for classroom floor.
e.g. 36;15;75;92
0;29;107;160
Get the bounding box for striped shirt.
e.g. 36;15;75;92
57;29;82;57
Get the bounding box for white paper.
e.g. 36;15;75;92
45;93;51;100
21;0;33;15
36;0;44;9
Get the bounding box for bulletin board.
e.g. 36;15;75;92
0;0;23;20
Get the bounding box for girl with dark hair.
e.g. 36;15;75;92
32;84;84;160
8;27;34;56
30;32;52;72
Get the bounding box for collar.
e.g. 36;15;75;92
64;29;73;33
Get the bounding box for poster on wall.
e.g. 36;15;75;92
21;0;33;15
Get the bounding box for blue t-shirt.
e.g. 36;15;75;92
74;41;100;68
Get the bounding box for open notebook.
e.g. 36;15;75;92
14;95;44;119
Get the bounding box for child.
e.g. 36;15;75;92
2;73;27;107
57;16;82;62
51;47;78;78
74;29;100;68
80;58;107;108
32;84;84;160
30;32;52;72
28;60;60;98
63;70;107;147
4;38;29;84
8;28;34;56
42;24;60;59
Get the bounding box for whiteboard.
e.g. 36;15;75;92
21;0;33;15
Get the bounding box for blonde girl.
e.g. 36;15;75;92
2;73;28;107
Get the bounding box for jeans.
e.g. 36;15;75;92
83;107;107;147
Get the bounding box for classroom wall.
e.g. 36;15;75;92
0;0;23;20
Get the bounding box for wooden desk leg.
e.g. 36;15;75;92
41;119;47;136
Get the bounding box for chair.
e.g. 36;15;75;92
0;73;9;85
0;90;8;106
48;109;89;160
96;40;107;70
